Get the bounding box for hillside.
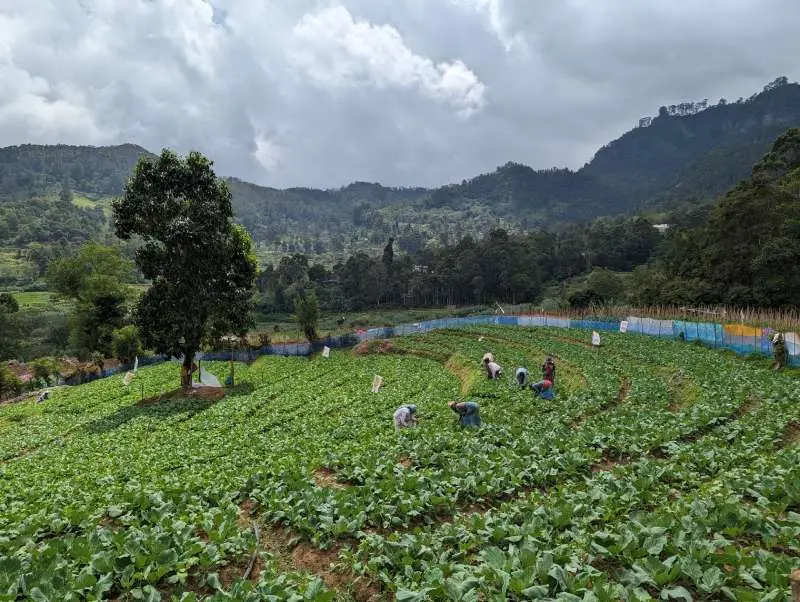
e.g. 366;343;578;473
1;326;799;599
0;143;154;201
2;77;800;280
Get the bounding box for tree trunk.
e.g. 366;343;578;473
181;352;194;390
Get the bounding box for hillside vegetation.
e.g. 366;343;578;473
0;326;798;599
2;78;800;280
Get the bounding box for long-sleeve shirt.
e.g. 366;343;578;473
452;401;481;427
487;362;502;379
393;406;417;430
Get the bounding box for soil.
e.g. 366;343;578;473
590;450;631;473
136;386;225;407
781;420;800;448
353;340;394;355
735;395;761;418
313;467;350;490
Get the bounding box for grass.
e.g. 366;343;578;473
71;195;113;218
254;306;489;342
0;248;37;281
3;291;71;313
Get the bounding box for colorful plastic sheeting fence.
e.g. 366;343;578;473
625;316;676;337
53;313;800;386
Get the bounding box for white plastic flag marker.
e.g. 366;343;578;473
372;375;384;393
592;331;601;347
133;356;139;373
122;371;135;386
322;346;331;358
619;321;629;334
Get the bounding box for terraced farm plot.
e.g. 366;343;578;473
1;327;799;601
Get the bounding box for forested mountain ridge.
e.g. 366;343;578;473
0;143;154;200
586;76;800;208
1;77;800;277
430;77;800;218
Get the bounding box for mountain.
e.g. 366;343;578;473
0;143;154;201
631;127;800;308
429;77;800;218
585;76;800;208
2;77;800;282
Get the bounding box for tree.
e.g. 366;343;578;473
0;293;20;360
30;358;58;386
0;364;21;400
382;238;394;269
113;149;257;389
46;243;133;358
112;325;142;365
59;178;73;206
293;293;320;343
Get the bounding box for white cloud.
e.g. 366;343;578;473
0;0;799;188
448;0;524;52
253;134;281;171
287;5;486;117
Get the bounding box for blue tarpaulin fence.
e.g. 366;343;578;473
62;312;800;385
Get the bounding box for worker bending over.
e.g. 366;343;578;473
393;404;418;430
531;379;554;400
448;401;481;427
542;356;556;383
486;361;503;380
515;367;529;387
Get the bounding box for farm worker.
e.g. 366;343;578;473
530;379;554;400
36;390;50;403
772;333;788;371
449;401;481;427
393;404;419;430
515;367;529;387
542;356;556;383
486;361;503;380
482;352;494;365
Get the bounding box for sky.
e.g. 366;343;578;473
1;0;800;189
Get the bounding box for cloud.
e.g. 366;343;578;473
287;5;486;117
448;0;524;52
1;0;799;188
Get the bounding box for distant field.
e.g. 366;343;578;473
71;194;113;218
0;248;37;281
8;291;71;312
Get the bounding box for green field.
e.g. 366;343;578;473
0;327;798;600
0;248;37;282
72;195;114;218
8;290;70;311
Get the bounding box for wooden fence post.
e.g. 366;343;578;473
791;568;800;602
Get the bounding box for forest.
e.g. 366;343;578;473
2;81;800;366
2;77;800;282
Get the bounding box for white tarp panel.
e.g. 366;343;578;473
198;367;221;388
626;316;674;336
784;332;800;356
